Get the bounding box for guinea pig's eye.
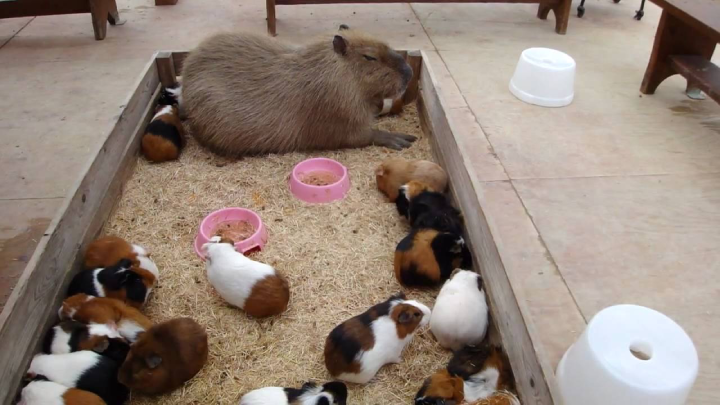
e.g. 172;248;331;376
363;55;377;61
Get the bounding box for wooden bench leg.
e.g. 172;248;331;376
266;0;277;36
640;10;716;94
537;0;572;35
108;0;125;26
155;0;179;5
89;0;124;40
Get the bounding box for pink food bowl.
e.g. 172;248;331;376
289;158;350;203
194;207;268;260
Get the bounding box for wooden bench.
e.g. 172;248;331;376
640;0;720;102
266;0;573;37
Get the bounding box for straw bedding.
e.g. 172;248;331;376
104;104;454;404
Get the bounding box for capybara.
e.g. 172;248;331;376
181;25;417;157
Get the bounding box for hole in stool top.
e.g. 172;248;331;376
629;341;653;361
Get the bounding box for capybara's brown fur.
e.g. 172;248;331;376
243;273;290;318
376;158;448;202
118;318;208;395
181;25;417;157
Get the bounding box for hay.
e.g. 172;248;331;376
301;171;340;186
215;221;255;242
104;104;453;404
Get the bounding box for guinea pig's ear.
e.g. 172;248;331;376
338;24;350;31
92;338;110;353
145;354;162;369
333;35;348;56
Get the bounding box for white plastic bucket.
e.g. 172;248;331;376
509;47;576;107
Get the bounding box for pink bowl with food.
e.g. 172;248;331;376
194;207;268;259
289;158;350;203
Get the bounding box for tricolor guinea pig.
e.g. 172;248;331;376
59;294;153;343
141;104;185;163
324;292;431;384
157;85;182;107
203;236;290;318
447;344;515;403
84;236;159;280
376;158;447;202
430;270;488;351
118;317;208;395
394;229;469;287
26;352;129;405
67;258;156;308
414;368;465;405
240;381;348;405
42;320;130;364
17;379;106;405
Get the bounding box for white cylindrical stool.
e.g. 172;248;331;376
509;47;576;107
557;305;698;405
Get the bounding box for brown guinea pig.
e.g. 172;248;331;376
376;158;447;202
414;368;465;405
58;294;153;343
141;104;185;163
118;317;208;395
394;229;469;287
83;236;159;281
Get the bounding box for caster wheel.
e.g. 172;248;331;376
577;5;585;18
635;10;644;20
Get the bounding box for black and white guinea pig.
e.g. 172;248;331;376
157;85;181;107
141;104;185;163
394;229;468;287
42;320;130;364
17;378;106;405
67;258;156;309
324;292;431;384
27;352;129;405
240;381;348;405
447;344;515;403
395;180;434;219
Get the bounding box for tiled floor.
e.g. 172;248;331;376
1;0;719;402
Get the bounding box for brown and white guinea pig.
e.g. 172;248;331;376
141;104;185;163
414;368;465;405
324;292;431;384
118;317;208;395
42;320;130;364
430;270;488;351
203;236;290;318
376;158;448;202
17;378;107;405
26;352;129;405
396;181;464;235
84;236;159;280
394;229;469;287
67;258;156;309
447;344;515;403
59;294;153;343
240;381;348;405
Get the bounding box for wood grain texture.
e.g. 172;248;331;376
0;55;160;405
670;55;720;103
156;51;178;88
417;51;557;405
650;0;720;42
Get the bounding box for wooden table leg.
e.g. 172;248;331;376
266;0;277;36
537;0;572;35
640;10;716;94
155;0;179;5
108;0;125;26
89;0;109;40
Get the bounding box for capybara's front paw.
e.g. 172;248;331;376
372;130;418;150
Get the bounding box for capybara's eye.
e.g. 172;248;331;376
363;55;377;61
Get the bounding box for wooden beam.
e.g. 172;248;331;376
155;0;179;5
670;55;720;103
417;51;556;405
172;51;190;76
156;51;178;88
0;0;90;19
276;0;537;3
0;56;161;405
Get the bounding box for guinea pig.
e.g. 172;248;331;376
394;229;468;287
376;158;448;202
203;236;290;318
447;344;515;403
158;85;182;107
398;182;464;235
84;236;159;280
141;104;185;163
42;320;130;363
17;379;106;405
181;27;417;157
395;180;433;219
26;352;128;405
324;292;431;384
240;381;348;405
67;258;156;308
414;368;465;405
59;294;153;343
118;317;208;395
430;270;488;351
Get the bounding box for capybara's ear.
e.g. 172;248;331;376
333;35;348;56
339;24;350;31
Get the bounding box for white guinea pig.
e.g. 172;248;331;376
240;381;347;405
324;292;431;384
203;236;289;318
18;379;106;405
430;270;488;351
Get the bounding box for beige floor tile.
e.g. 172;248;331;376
0;16;32;46
0;198;61;311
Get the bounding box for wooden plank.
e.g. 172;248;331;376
0;0;90;19
650;0;720;43
155;0;179;5
417;51;556;405
402;50;423;105
156;51;178;88
276;0;538;4
670;55;720;103
0;55;161;405
172;51;189;76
